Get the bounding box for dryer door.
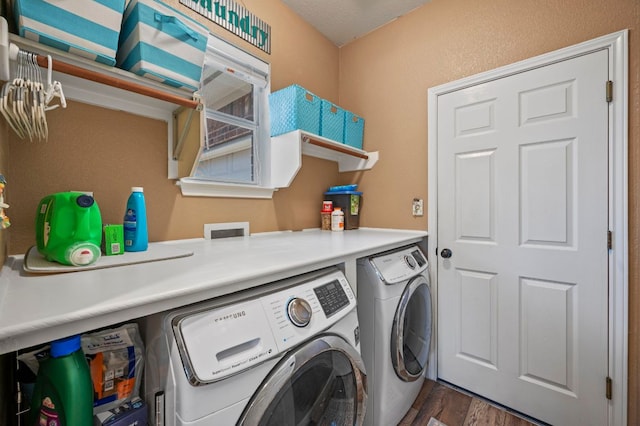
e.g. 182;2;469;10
237;334;367;426
391;274;432;381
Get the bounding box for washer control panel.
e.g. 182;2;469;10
262;269;355;353
174;268;355;384
314;279;350;317
370;245;429;284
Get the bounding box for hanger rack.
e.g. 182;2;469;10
30;54;201;110
0;17;201;110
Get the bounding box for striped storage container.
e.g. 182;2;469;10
320;100;345;143
344;111;365;150
117;0;209;91
269;84;321;137
14;0;126;66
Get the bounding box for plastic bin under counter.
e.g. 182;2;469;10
0;228;427;355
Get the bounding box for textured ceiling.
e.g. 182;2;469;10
281;0;432;47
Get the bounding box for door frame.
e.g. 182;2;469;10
427;30;628;426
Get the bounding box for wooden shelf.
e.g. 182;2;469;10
302;133;369;160
270;130;378;188
299;132;378;169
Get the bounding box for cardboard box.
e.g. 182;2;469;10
93;397;147;426
103;224;124;256
117;0;209;91
14;0;126;66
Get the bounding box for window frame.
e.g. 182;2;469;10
178;33;275;198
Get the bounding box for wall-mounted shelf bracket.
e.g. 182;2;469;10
173;93;203;161
270;130;378;188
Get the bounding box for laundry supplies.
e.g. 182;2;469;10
324;189;362;230
82;324;145;414
35;192;102;266
29;335;93;425
123;187;148;252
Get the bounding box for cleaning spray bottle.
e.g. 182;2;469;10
29;335;93;425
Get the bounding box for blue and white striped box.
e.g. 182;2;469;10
14;0;126;66
117;0;209;91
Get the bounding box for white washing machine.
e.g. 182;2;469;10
357;245;432;426
143;267;367;425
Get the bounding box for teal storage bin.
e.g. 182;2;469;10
320;100;345;143
344;111;365;150
14;0;126;66
269;84;321;136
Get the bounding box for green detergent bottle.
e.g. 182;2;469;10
29;335;93;426
35;192;102;266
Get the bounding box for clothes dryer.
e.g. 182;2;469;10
357;245;432;426
144;267;367;425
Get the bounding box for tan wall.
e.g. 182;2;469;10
5;0;640;421
337;0;640;422
7;0;342;255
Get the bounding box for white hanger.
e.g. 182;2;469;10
44;55;66;111
0;47;63;141
0;81;23;138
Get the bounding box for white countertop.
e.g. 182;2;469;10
0;228;427;354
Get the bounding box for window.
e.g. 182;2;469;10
178;33;272;197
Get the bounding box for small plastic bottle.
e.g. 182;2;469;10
321;200;333;231
331;207;344;232
123;187;148;252
29;335;93;425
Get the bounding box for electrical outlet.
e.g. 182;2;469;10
412;199;424;217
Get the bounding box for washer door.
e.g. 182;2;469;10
237;335;367;426
391;274;432;382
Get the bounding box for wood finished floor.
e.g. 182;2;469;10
398;379;538;426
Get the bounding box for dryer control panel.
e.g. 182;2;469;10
370;245;429;284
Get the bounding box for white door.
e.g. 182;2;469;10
437;49;609;426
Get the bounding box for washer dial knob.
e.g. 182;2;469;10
287;298;312;327
404;254;417;269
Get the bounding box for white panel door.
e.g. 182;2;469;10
437;49;609;426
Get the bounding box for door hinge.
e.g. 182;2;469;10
606;80;613;103
608;230;612;250
606;376;612;400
